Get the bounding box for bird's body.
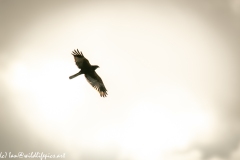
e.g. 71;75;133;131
69;49;108;97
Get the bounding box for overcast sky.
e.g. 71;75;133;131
1;0;240;160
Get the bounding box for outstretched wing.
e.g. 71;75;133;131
85;72;108;97
72;49;91;69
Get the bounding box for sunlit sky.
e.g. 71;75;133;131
1;0;240;160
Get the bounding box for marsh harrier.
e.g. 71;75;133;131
69;49;108;97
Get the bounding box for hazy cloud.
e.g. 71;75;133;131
1;0;240;160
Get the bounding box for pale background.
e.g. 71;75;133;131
1;0;240;160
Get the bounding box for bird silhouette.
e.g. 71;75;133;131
69;49;108;97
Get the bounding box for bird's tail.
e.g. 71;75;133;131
69;72;82;79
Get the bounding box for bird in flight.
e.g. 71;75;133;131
69;49;108;97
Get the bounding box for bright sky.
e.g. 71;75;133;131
1;0;240;160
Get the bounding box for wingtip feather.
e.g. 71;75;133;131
72;49;83;57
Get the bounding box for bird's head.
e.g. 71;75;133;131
92;65;99;70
